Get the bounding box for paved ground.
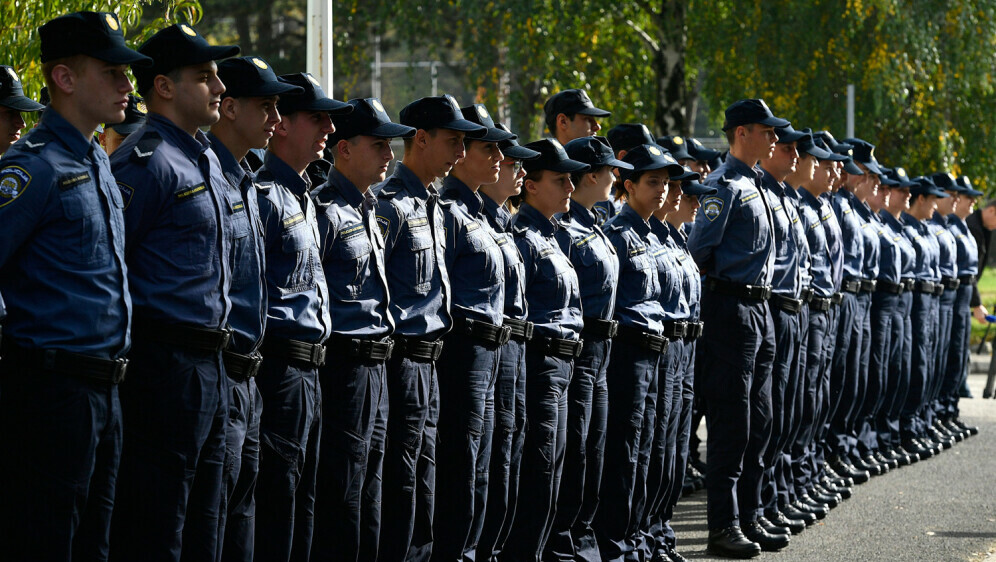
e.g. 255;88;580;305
672;369;996;561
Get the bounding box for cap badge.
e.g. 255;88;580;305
105;14;119;31
693;138;704;147
476;105;489;119
306;74;321;87
445;95;461;112
673;136;683;145
948;172;956;181
136;101;147;114
371;99;385;113
180;24;196;37
847;149;854;156
897;167;906;177
648;146;662;156
252;58;268;70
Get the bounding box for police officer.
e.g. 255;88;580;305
596;123;657;224
687;99;783;558
312;97;411;561
473;129;540;560
544;88;610;146
209;56;301;562
252;72;348;561
431;103;511;561
0;65;45;155
686;137;722;179
107;21;239;560
548;136;627;561
0;12;146;559
501;138;586;560
99;93;147;155
377;95;485;560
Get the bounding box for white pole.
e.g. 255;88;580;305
846;84;855;138
306;0;333;91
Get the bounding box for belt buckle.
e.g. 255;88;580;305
606;320;619;338
497;325;512;346
312;343;327;366
523;322;535;340
112;358;129;384
246;353;263;379
219;328;233;351
430;340;444;361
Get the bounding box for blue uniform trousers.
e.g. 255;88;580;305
940;285;973;419
219;377;263;562
472;338;527;561
902;292;935;440
791;306;829;497
110;340;227;562
828;291;863;459
432;331;501;561
812;304;840;481
253;358;322;562
877;291;912;451
925;289;956;428
312;355;388;561
545;336;611;562
761;306;802;512
857;290;897;456
0;362;122;561
502;348;573;560
379;354;439;562
697;290;775;530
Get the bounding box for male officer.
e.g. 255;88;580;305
687;99;783;558
0;65;45;155
99;93;147;155
377;95;485;560
108;21;239;560
0;12;147;559
209;56;301;562
311;97;411;561
544;88;610;146
253;72;350;561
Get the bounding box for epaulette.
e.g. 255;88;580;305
19;129;55;153
511;222;529;235
129;130;162;165
377;181;401;200
255;180;275;191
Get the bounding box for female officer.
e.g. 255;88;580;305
502;139;586;560
594;144;682;560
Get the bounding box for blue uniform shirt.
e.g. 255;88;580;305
255;152;331;343
0;108;130;358
798;188;835;298
832;189;866;281
929;212;958;279
760;170;803;297
902;212;941;281
880;210;915;279
592;196;624;226
604;204;666;335
207;133;267;354
559;199;619;321
872;209;901;284
312;167;393;338
688;154;775;286
481;192;527;321
511;202;583;340
666;221;703;320
439;176;505;326
113;113;231;330
375;162;452;338
650;217;691;321
948;215;979;277
851;199;881;280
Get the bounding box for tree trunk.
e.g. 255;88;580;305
653;0;688;136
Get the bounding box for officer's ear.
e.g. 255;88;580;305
617;149;628;159
412;128;430;150
335;139;351;161
47;60;82;96
556;113;570;133
623;178;636;199
219;97;238;121
273;115;292;138
152;74;175;101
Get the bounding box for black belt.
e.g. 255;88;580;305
326;335;394;363
841;279;861;293
223;350;263;382
660;321;688;339
860;279;877;293
616;324;669;354
261;337;327;368
531;336;584;360
453;316;512;346
393;336;444;362
876;279;905;295
2;343;127;385
941;277;961;290
902;278;916;292
809;295;833;312
503;317;534;342
800;287;815;303
913;280;940;295
770;294;803;314
583;317;619;339
705;277;772;301
831;292;844;305
133;320;232;353
958;274;976;285
683;321;704;341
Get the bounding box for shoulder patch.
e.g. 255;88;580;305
593;205;609;225
118;182;135;210
376;215;390;238
130;131;163;165
58;172;92;191
701;196;724;221
0;166;31;208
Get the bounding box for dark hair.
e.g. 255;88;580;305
724;123;754;146
613;170;647;201
570;165;608;188
403;128;436;152
984;198;996;210
545;111;575;135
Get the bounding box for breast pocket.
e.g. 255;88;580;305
335;228;373;298
228;203;253;286
409;225;434;295
59;183;110;266
280;223;318;293
464;227;502;286
170;187;218;269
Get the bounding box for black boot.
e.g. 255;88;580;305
742;520;791;552
707;526;762;558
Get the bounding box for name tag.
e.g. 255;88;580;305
175;183;206;200
341;223;365;240
283;212;305;228
408;217;429;228
59;172;91;191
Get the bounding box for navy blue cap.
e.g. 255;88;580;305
400;95;487;137
911;176;949;198
722;98;789;131
958;176;984;198
656;135;693;161
806;134;847;161
329;98;415;143
815;130;852;154
681;180;718;197
606;123;655;153
931;172;960;192
877;166;900;187
796;132;831;160
774;124;807;144
544;89;610;119
686;137;722;162
134;24;239;93
565;136;633;170
0;66;44;112
619;144;685;182
276;73;351;115
841;138;883;174
40;12;153;67
496;124;540;160
460;104;515;143
522;139;589;174
218;57;303;99
884;167;915;188
671;165;701;182
108;94;147;135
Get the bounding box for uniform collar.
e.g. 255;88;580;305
567;199;598;229
391;162;431;200
263;151;311;195
326;166;366;208
619;203;651;237
930;211;949;226
480;191;512;230
724;153;761;180
38;108;94;160
441;175;485;216
799;186;821;207
517;202;557;236
148;113;211;162
206;132;249;190
880;209;904;230
759;168;785;195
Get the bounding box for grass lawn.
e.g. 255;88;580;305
971;267;996;345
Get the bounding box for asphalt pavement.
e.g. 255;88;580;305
672;369;996;561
